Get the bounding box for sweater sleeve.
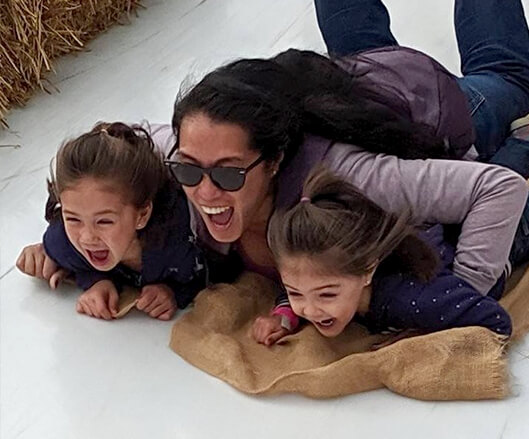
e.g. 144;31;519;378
370;272;512;336
271;289;300;331
42;221;112;290
326;142;528;294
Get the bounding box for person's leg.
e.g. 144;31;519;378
314;0;398;57
455;0;529;159
509;199;529;268
487;137;529;178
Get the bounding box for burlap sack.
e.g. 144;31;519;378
115;287;140;319
169;269;529;400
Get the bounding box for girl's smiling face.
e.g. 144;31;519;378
60;177;152;271
279;255;373;337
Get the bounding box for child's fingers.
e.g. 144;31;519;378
256;326;272;344
77;300;92;317
150;303;174;319
108;291;119;317
264;328;288;346
81;296;99;319
93;295;112;320
149;303;167;318
252;318;278;344
251;319;263;342
42;255;59;280
16;251;26;272
49;269;68;290
85;299;98;318
143;298;164;314
33;251;45;279
157;310;174;321
157;305;177;321
23;253;36;277
136;290;155;310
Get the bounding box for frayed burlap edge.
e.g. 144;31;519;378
169;271;524;401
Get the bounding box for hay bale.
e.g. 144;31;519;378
0;0;142;128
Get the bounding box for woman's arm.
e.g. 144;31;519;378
327;142;528;294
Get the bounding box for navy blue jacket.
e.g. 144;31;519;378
43;191;206;309
362;225;511;336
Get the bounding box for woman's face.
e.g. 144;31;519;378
177;112;278;243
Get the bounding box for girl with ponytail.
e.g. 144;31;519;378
253;167;511;345
17;122;211;320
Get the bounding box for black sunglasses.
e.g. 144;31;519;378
164;154;265;192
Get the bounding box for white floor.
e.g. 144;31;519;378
1;1;529;438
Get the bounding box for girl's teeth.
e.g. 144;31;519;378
319;319;334;327
201;206;230;215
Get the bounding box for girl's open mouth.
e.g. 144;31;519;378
315;318;335;328
87;250;110;267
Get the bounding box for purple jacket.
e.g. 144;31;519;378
335;46;475;158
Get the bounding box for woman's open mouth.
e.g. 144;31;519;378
201;205;234;229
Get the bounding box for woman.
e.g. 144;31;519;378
163;0;529;299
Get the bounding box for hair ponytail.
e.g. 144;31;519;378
269;166;439;281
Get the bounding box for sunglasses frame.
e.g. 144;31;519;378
164;153;265;192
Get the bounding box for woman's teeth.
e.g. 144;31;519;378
318;319;335;327
201;205;230;215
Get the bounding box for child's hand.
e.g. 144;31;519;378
76;280;119;320
252;315;290;346
136;284;177;320
16;243;69;289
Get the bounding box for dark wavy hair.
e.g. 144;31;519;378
46;122;180;248
172;49;448;172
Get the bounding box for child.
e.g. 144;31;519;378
17;122;210;320
252;167;512;345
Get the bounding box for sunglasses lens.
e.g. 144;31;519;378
211;167;245;191
173;163;203;186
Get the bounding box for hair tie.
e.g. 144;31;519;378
100;128;109;135
300;196;311;203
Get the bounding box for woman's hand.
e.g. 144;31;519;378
136;284;177;320
76;280;119;320
16;243;69;289
252;314;291;346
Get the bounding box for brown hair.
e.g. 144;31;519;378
46;122;177;247
268;167;439;282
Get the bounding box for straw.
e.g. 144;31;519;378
0;0;142;128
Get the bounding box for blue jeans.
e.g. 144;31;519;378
315;0;529;266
